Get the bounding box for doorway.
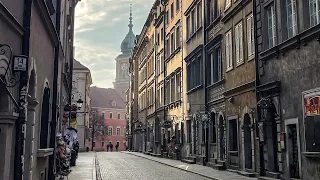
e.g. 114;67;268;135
244;114;253;169
285;118;301;179
218;115;225;160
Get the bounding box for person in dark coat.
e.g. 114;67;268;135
106;144;110;152
115;142;119;152
109;142;114;152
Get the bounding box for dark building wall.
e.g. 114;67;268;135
255;0;320;179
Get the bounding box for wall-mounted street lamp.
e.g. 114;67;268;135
76;98;83;109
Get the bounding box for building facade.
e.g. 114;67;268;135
221;0;257;173
204;0;227;170
254;0;320;179
0;0;78;179
129;1;320;180
72;59;92;152
90;87;126;151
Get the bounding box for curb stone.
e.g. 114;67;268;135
121;151;223;180
95;153;102;180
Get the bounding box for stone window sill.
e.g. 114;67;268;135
37;148;54;158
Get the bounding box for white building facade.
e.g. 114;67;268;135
72;59;92;151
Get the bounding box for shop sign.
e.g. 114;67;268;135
304;96;320;117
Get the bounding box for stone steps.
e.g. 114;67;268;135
206;162;226;170
227;169;256;177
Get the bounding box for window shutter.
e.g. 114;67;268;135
247;16;252;57
235;25;239;63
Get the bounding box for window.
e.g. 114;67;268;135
102;112;105;119
165;79;170;104
116;127;121;136
176;0;180;13
287;0;297;38
101;142;104;147
176;72;181;100
161;28;164;42
208;0;220;23
187;55;202;91
225;0;231;9
108;126;113;136
187;16;191;38
176;26;180;48
160;86;164;106
309;0;320;27
117;113;121;119
267;4;276;48
197;2;202;29
109;112;113;119
171;76;175;102
211;113;216;143
247;14;255;59
171;3;174;19
170;32;175;54
208;45;222;85
225;30;233;70
235;21;243;65
165;11;169;25
191;10;196;34
160;54;164;72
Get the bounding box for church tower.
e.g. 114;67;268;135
113;4;135;100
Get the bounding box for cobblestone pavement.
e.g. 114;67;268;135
121;151;258;180
96;152;211;180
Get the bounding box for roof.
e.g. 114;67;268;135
73;59;89;70
90;86;125;109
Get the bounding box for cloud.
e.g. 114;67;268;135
74;0;153;88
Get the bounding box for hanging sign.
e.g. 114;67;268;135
304;96;320;117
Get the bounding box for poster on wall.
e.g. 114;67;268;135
304;96;320;117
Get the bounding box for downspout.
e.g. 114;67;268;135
14;0;32;179
252;0;264;176
48;0;62;179
203;0;208;163
84;72;88;150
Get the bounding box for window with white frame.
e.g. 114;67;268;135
191;9;196;34
117;113;121;119
235;21;243;65
176;72;181;100
247;14;255;59
309;0;320;27
208;45;222;85
108;126;113;136
286;0;297;38
171;3;174;19
109;112;113;119
116;127;121;136
225;0;231;9
267;4;276;48
225;30;233;70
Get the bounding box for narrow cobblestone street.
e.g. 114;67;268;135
96;152;211;180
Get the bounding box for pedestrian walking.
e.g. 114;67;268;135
106;144;110;152
109;142;113;152
115;142;119;152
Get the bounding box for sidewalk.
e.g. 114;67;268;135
66;152;96;180
122;151;257;180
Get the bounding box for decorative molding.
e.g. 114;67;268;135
0;2;24;36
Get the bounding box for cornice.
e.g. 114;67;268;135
0;2;24;36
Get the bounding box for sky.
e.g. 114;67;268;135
74;0;154;88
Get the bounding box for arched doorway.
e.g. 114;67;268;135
218;115;225;160
244;113;253;169
39;86;51;149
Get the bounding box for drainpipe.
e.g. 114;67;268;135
48;0;62;179
252;0;264;176
14;0;32;179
